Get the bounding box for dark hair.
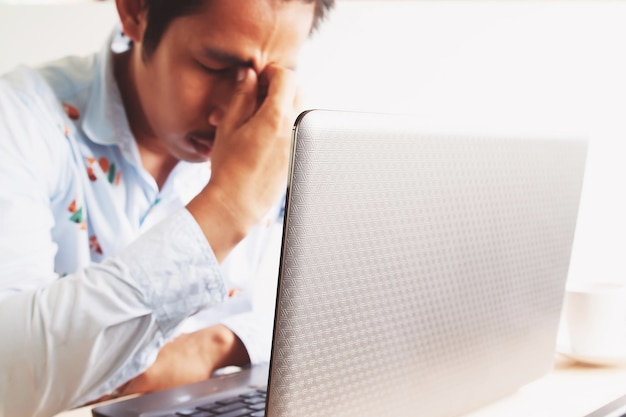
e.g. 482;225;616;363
141;0;335;59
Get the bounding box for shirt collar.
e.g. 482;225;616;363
82;26;136;159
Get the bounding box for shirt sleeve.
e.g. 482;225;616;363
0;73;226;417
0;209;226;417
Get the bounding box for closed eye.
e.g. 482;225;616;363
198;62;233;76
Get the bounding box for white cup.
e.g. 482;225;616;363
560;282;626;365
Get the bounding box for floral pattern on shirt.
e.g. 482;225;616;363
89;235;103;255
86;156;122;185
67;199;86;230
62;102;80;121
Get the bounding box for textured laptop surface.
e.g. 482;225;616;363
266;110;587;417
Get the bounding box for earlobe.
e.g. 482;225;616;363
115;0;147;43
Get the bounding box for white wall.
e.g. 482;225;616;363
299;1;626;286
0;2;118;73
1;0;625;285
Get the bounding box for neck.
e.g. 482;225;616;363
113;50;178;189
138;149;180;190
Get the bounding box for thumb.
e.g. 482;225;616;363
220;68;258;131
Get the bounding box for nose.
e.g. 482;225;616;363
206;71;242;127
208;108;225;127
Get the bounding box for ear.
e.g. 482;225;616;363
115;0;147;43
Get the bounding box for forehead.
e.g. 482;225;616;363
168;0;315;71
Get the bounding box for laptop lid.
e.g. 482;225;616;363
265;109;587;417
93;109;587;417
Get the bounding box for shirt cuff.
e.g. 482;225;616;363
116;208;226;336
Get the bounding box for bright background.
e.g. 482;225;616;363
1;0;625;286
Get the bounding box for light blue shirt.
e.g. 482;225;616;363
0;30;282;417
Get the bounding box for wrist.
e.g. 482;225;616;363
187;184;254;262
196;325;251;373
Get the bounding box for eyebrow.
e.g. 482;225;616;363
201;47;297;72
202;47;254;68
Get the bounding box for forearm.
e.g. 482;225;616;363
187;65;295;263
0;209;225;417
116;324;250;396
187;186;251;263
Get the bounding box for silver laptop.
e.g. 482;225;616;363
93;109;587;417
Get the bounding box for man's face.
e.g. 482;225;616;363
131;0;315;163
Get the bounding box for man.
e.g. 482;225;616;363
0;0;334;416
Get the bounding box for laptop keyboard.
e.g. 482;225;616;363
172;387;267;417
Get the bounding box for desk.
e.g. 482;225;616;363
55;356;626;417
463;355;626;417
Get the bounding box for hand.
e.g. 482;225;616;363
188;64;298;261
116;325;249;395
209;64;297;227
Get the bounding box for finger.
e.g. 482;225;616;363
220;68;258;131
294;87;303;114
257;73;269;109
255;65;298;122
292;86;305;122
